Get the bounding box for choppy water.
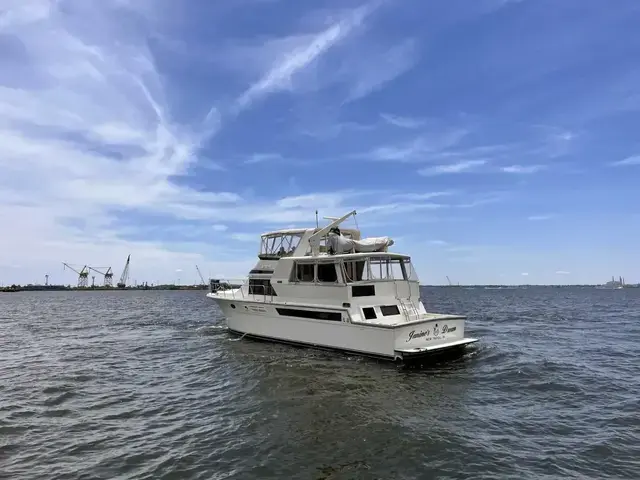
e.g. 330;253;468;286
1;287;639;479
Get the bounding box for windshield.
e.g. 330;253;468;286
260;233;303;257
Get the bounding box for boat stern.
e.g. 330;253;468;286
392;316;478;361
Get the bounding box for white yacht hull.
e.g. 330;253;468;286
208;295;478;362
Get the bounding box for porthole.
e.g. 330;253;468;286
230;303;236;309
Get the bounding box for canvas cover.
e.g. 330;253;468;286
327;232;394;254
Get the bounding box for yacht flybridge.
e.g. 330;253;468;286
206;211;478;362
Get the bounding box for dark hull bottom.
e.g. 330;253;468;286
227;328;474;364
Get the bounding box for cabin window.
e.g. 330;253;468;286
260;233;303;257
317;262;338;283
362;307;377;320
380;305;400;316
295;263;315;282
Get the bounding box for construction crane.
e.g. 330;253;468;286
195;265;206;287
117;255;130;288
63;263;89;288
88;266;114;287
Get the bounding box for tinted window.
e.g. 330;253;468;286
380;305;400;316
317;263;338;282
276;308;341;322
363;307;377;320
352;285;375;297
295;263;315;282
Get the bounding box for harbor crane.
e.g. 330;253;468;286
62;263;89;288
195;265;206;286
88;266;114;287
117;255;130;288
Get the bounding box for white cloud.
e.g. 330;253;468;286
555;270;570;275
610;155;640;167
428;240;448;246
418;159;487;176
501;164;546;173
521;272;529;276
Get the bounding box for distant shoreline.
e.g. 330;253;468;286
2;283;638;293
0;285;209;292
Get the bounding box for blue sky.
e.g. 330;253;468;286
1;0;639;286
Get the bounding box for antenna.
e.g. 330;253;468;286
315;210;319;229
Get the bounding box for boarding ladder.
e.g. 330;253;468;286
395;282;420;322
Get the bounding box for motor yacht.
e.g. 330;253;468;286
206;210;478;362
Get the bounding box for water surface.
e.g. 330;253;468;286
1;287;639;479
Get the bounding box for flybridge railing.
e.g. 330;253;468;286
209;278;275;303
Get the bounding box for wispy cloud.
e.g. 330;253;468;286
555;270;570;275
418;159;487;176
344;38;419;102
391;191;457;201
360;129;469;162
380;113;426;129
243;153;284;165
234;2;379;111
501;164;547;174
230;233;257;242
528;214;555;221
610;155;640;167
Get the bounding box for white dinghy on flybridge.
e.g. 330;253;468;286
206;210;478;362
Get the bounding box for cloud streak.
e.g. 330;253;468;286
501;164;547;174
610;155;640;167
418;160;487;176
528;214;555;221
234;2;379;111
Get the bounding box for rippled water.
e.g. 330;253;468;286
1;287;639;479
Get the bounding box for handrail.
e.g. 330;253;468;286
209;278;275;303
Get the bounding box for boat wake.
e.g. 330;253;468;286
195;325;227;335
